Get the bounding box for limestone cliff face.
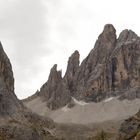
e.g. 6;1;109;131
72;24;117;101
63;50;80;94
40;64;62;99
31;24;140;110
71;25;140;102
38;51;80;109
108;30;140;92
39;64;71;110
0;43;21;116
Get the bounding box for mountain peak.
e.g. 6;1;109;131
103;24;116;34
52;64;57;70
65;50;80;77
98;24;116;44
118;29;138;43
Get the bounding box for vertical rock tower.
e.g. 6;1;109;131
0;43;21;116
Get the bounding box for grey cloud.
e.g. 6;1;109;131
0;0;50;66
0;0;53;98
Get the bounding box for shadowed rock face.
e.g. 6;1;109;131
27;24;140;110
0;43;21;116
64;50;80;93
39;64;71;110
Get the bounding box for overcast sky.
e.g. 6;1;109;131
0;0;140;99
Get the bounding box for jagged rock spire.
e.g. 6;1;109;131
74;24;117;95
47;64;62;87
39;64;71;110
65;50;80;77
0;43;21;116
118;29;138;43
64;50;80;90
39;64;62;99
87;24;116;66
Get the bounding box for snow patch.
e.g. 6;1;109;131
72;97;89;106
62;105;70;112
104;97;114;102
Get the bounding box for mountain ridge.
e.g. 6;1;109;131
24;24;140;111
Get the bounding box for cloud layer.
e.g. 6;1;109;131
0;0;140;98
0;0;50;98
